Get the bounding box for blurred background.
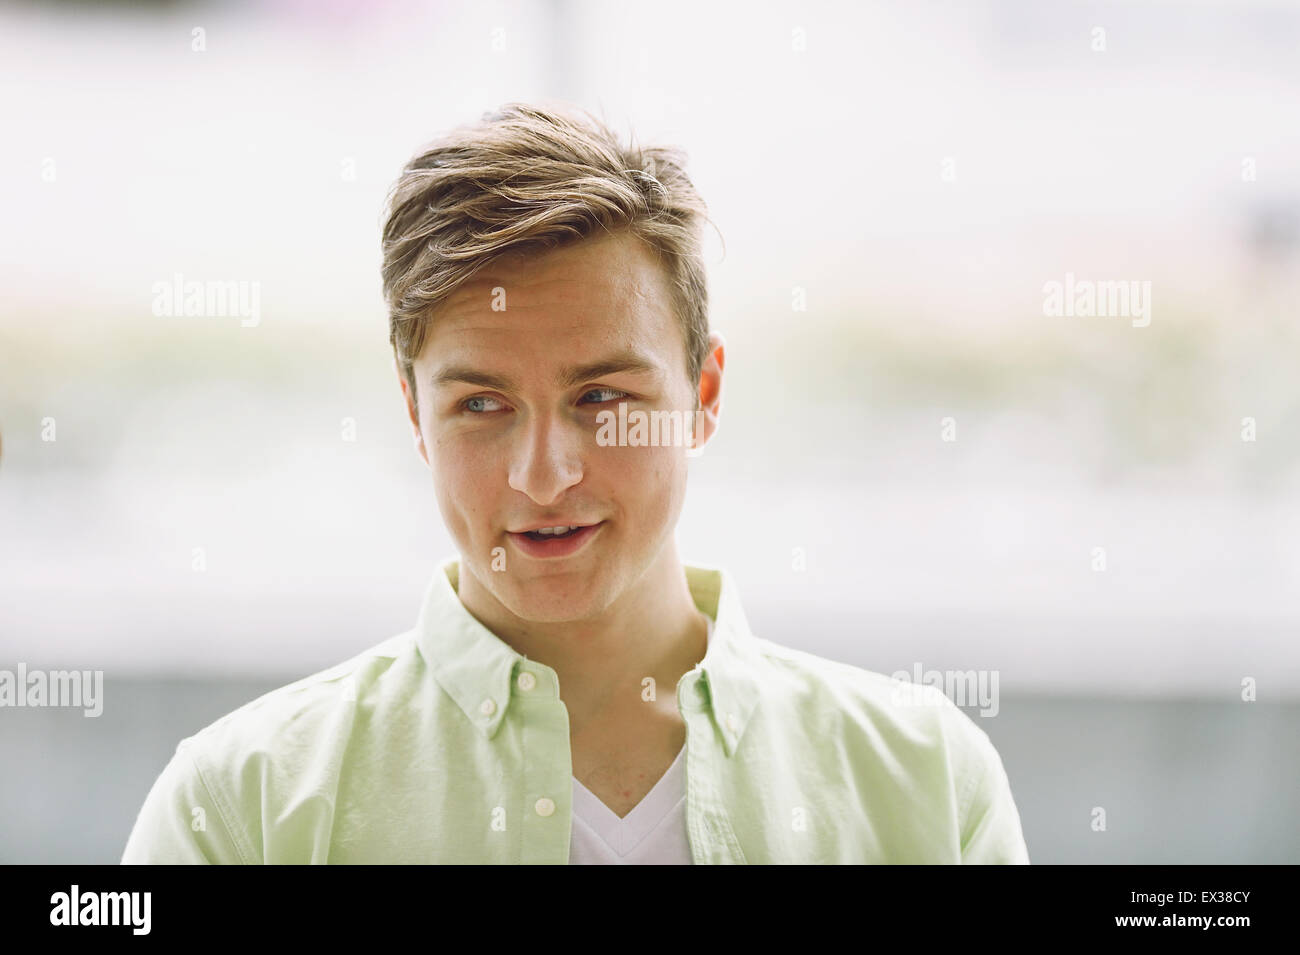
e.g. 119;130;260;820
1;0;1297;863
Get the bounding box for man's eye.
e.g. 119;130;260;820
460;390;626;413
461;395;506;414
580;387;628;405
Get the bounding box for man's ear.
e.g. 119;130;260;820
690;331;725;455
395;356;431;468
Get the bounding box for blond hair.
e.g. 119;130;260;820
380;103;718;416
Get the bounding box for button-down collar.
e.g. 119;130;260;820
414;556;763;757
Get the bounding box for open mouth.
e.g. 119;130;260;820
522;525;586;542
508;522;604;558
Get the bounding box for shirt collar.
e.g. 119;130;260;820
413;555;763;757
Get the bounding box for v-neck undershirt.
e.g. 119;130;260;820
567;614;713;864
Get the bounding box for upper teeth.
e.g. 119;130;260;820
534;525;579;535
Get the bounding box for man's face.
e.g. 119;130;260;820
399;230;720;623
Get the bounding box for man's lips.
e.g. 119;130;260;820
506;521;605;558
507;520;602;534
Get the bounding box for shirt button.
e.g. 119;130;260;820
534;797;555;817
517;671;536;692
479;698;496;717
726;712;739;733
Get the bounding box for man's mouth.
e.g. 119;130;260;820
507;521;605;558
521;525;586;542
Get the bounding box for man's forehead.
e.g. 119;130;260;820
417;231;685;381
450;231;668;306
429;255;675;347
428;292;658;348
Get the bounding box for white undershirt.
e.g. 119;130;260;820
568;615;712;865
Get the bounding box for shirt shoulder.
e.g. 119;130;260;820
744;636;1030;863
187;629;417;746
747;634;971;738
121;629;422;865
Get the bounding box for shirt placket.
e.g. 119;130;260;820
679;668;748;864
512;662;573;864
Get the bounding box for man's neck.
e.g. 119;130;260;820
455;545;709;731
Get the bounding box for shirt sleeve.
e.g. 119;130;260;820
957;722;1031;864
120;740;251;865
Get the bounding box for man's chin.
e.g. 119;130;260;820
497;573;608;624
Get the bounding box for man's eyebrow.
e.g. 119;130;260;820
558;352;664;389
431;351;664;391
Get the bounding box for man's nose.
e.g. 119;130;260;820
506;411;585;505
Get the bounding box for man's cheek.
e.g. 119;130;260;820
645;446;685;483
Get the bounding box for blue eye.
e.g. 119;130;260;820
581;387;628;404
462;395;505;413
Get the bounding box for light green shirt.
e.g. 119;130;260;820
121;557;1030;864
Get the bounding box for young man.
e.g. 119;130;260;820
122;103;1030;864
